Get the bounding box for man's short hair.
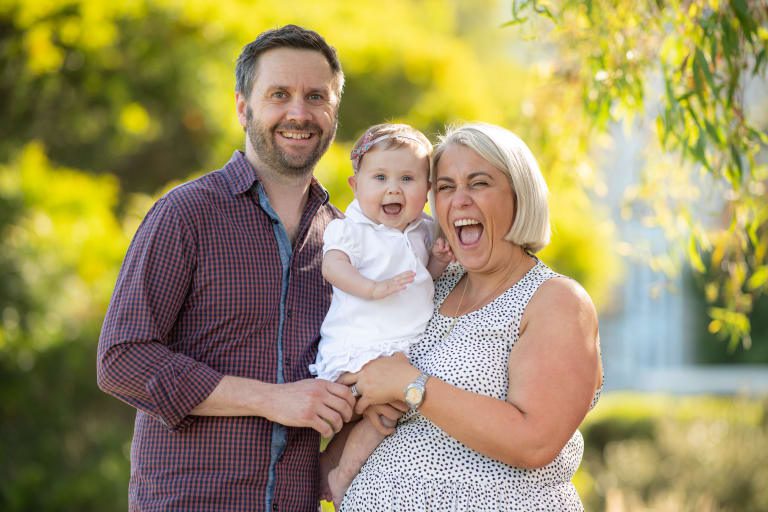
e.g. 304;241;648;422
432;123;551;254
235;24;344;99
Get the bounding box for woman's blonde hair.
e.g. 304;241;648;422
432;122;551;253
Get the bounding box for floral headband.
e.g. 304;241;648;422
350;132;427;172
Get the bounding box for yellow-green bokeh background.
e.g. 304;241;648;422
1;1;766;510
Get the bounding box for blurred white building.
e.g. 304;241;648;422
598;119;768;395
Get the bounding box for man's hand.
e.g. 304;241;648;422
263;379;355;438
369;271;415;300
190;375;355;437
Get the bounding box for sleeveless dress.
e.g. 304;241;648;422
341;261;602;511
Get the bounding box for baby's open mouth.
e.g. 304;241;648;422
382;203;402;215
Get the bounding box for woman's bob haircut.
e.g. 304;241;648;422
432;122;551;254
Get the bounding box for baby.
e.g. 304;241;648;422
310;123;452;506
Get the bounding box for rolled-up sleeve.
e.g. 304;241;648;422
97;196;223;431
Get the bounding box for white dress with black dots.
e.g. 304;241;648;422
341;260;601;511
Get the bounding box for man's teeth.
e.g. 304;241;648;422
454;219;480;227
281;131;311;140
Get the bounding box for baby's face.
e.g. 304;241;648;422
350;145;430;232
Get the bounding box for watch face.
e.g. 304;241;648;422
405;386;423;406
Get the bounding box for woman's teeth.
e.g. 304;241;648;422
454;219;483;244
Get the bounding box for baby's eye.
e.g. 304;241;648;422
402;176;413;182
374;174;386;181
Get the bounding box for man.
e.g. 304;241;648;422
97;25;355;511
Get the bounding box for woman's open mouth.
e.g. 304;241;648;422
454;218;483;245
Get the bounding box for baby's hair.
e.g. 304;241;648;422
350;123;432;173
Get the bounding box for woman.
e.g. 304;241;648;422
338;122;603;510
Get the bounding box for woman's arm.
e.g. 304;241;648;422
343;277;601;468
323;249;415;300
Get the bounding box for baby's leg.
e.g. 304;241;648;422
319;422;354;501
327;415;387;507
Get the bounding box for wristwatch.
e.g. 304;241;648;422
404;372;430;409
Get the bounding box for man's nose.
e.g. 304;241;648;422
286;98;311;122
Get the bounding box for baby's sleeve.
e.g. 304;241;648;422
323;219;361;268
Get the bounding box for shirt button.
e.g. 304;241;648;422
272;503;278;511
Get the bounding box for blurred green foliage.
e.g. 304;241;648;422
578;393;768;511
509;0;768;348
10;0;766;510
0;144;134;508
2;0;765;508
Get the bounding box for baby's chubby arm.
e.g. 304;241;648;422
323;249;415;300
427;237;454;279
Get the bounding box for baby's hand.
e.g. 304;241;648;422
370;271;415;300
431;237;454;265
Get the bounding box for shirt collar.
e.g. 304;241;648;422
222;150;330;205
344;199;428;233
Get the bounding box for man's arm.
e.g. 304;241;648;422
190;376;355;437
97;196;224;431
98;196;355;434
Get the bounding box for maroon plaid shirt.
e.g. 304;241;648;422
98;151;340;511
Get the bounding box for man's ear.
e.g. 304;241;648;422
235;92;248;129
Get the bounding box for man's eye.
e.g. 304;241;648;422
272;91;287;99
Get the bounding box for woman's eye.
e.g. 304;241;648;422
437;184;454;191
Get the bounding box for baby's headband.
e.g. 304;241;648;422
350;132;428;172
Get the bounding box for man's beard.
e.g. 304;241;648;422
246;106;336;178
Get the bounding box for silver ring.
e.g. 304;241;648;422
350;384;360;398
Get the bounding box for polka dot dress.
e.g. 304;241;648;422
341;261;601;511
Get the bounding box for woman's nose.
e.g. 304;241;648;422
452;186;472;206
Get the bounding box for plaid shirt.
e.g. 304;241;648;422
98;151;339;511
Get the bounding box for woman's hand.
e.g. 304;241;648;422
338;353;421;414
